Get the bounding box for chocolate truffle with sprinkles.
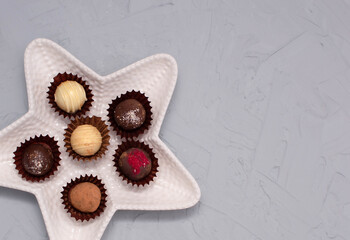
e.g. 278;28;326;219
118;148;152;181
22;143;54;176
114;99;146;130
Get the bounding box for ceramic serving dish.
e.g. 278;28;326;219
0;38;200;240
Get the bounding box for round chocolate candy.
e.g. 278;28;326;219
69;182;101;213
118;148;152;181
71;124;102;156
22;143;54;176
54;80;87;113
114;99;146;130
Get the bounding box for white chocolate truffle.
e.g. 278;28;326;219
54;81;87;113
71;125;102;156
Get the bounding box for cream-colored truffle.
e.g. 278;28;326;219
71;125;102;156
54;81;87;113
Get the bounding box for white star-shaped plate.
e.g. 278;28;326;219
0;38;201;240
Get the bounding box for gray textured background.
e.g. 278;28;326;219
1;0;350;239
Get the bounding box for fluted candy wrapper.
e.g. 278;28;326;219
61;174;107;221
47;72;93;119
13;135;61;182
64;116;110;161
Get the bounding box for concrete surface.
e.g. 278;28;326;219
1;0;350;239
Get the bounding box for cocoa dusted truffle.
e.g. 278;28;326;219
61;175;107;221
22;143;54;176
69;182;101;213
114;99;146;130
118;148;152;181
54;80;87;113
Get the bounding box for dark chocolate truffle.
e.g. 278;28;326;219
118;148;152;181
114;99;146;130
69;182;101;213
22;143;54;176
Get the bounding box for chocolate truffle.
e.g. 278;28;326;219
71;125;102;156
22;143;54;176
114;99;146;130
54;81;87;113
118;148;152;181
69;182;101;213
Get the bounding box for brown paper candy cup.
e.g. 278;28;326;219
107;90;152;139
64;116;110;161
47;72;94;119
13;135;61;182
61;174;107;221
113;140;158;186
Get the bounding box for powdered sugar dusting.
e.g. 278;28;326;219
121;108;141;125
27;152;44;173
